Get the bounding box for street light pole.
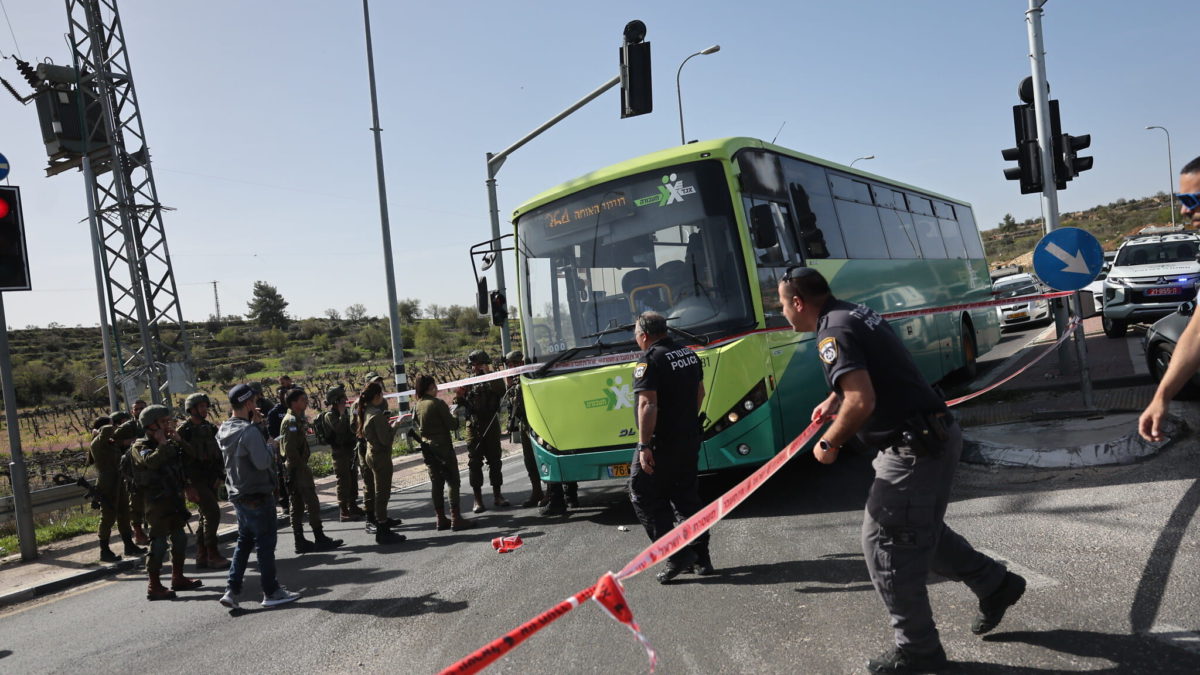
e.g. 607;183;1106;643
676;45;720;145
850;155;875;168
1146;125;1176;228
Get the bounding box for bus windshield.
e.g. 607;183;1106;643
516;160;753;360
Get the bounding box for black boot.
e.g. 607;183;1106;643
313;529;343;551
293;527;317;554
972;571;1026;635
866;645;948;673
656;548;699;584
99;538;121;563
691;549;715;576
374;522;406;545
120;532;146;557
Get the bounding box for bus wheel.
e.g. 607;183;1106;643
958;327;978;380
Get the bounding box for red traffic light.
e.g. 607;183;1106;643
0;197;9;220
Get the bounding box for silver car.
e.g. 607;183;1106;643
993;273;1051;329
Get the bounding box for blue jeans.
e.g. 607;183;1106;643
227;494;279;595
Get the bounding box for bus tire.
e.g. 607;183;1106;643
958;325;978;380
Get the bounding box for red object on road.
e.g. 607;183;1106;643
491;535;523;553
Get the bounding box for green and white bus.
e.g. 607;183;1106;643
509;137;998;484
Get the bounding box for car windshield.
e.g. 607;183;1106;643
995;282;1038;299
515;160;753;360
1115;241;1199;267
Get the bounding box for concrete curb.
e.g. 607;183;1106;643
962;413;1186;468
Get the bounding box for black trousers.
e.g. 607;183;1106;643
627;447;709;564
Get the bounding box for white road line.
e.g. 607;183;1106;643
1127;335;1150;376
977;549;1059;590
1146;623;1200;655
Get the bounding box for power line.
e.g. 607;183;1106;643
0;0;21;59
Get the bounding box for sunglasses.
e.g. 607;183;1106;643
782;265;819;282
1176;193;1200;211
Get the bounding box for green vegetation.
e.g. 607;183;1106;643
984;193;1177;264
0;511;101;556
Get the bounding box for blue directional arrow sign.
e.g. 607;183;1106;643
1032;227;1104;291
0;153;9;182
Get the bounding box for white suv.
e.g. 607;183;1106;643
1102;233;1200;337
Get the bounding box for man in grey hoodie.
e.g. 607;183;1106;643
217;383;300;610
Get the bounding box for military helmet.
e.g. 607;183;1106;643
364;372;384;385
325;385;347;405
504;350;524;364
467;350;490;365
184;392;210;412
110;411;132;426
113;421;140;443
138;404;172;429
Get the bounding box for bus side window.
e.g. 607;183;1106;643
781;157;846;259
908;195;948;259
954;205;986;259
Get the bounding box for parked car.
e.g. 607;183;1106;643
1143;301;1200;398
1101;233;1200;338
993;273;1051;329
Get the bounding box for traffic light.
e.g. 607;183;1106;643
1062;133;1093;180
619;20;652;118
1002;103;1042;194
489;289;508;327
0;186;31;291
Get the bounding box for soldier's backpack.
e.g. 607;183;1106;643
313;411;332;445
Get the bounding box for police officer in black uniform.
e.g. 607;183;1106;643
778;267;1026;674
628;311;714;584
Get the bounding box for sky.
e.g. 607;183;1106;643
0;0;1195;329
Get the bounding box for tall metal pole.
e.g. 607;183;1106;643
1146;126;1175;227
1026;0;1093;407
675;45;720;146
361;0;408;409
0;295;38;560
83;156;119;412
485;166;511;355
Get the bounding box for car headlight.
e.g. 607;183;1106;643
1107;276;1130;287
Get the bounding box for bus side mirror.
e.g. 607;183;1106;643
1180;300;1196;317
749;204;778;249
476;277;489;315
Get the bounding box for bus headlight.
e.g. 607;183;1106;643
704;380;769;440
736;443;751;456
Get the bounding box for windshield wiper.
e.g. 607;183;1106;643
532;336;636;378
579;322;634;341
665;322;710;345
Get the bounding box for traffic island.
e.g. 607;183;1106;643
961;412;1186;468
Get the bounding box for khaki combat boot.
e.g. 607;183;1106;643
146;565;176;601
206;545;230;569
450;506;473;531
434;504;451;531
132;523;149;546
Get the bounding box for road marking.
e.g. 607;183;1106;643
976;549;1059;590
1127;335;1149;376
1146;623;1200;655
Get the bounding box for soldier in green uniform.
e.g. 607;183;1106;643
455;350;509;513
279;388;343;554
355;381;406;544
89;416;144;561
177;393;229;570
129;405;203;601
412;375;471;531
117;408;151;546
318;385;365;522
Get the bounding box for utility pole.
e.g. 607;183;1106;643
361;0;408;412
211;281;221;322
1024;0;1094;408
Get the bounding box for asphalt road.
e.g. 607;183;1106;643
1;416;1198;674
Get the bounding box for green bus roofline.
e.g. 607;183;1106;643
510;136;972;222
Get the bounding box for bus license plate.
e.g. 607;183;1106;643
607;463;631;478
1147;287;1180;296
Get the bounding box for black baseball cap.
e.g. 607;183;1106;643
229;383;257;406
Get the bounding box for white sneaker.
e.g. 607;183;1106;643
219;588;240;610
260;586;300;608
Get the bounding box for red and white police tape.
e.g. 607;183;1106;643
438;292;1086;674
384;289;1077;402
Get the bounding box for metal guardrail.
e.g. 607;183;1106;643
0;484;89;525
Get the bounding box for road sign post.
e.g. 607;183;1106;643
1034;227;1102;409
